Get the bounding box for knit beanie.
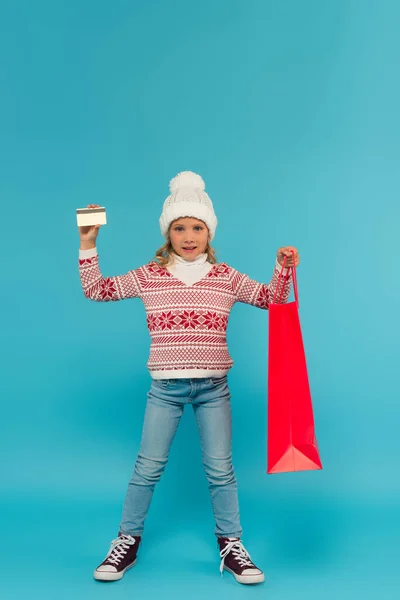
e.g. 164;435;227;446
159;171;218;240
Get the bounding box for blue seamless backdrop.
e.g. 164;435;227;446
1;1;399;599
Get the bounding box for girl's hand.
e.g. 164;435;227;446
277;246;300;268
78;204;102;242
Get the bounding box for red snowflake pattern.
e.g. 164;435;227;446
79;258;94;265
100;278;117;300
180;310;202;329
147;314;158;331
218;315;228;329
203;311;220;330
147;263;171;277
256;285;270;308
159;311;176;330
207;263;230;278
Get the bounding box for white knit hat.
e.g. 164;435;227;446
159;171;218;240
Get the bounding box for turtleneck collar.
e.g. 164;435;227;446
170;253;208;267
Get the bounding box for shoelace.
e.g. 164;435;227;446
219;540;254;575
106;535;137;566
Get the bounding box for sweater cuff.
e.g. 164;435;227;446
79;247;98;259
275;258;291;276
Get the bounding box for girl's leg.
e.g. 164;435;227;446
119;380;185;536
192;377;242;539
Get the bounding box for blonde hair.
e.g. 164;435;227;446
154;238;217;267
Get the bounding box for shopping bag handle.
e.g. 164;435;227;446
272;251;299;308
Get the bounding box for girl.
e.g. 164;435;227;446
78;171;299;585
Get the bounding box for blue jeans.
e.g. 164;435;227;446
119;376;242;538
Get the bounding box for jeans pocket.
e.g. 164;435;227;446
209;376;227;387
153;379;169;389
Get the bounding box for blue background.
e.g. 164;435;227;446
1;1;399;598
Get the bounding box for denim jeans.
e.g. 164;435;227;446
119;376;242;538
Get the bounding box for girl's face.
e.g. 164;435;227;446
169;217;209;261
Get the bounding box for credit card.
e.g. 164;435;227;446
76;207;107;227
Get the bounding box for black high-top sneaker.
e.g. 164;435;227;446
94;534;141;581
218;537;265;584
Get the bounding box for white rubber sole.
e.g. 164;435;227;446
224;565;265;584
93;559;136;582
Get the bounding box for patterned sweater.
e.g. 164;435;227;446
78;249;291;378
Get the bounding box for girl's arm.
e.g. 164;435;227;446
77;204;143;302
78;247;142;302
232;260;291;310
232;246;299;309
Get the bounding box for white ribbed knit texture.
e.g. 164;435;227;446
159;171;218;239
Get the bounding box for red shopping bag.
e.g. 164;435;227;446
267;256;322;474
